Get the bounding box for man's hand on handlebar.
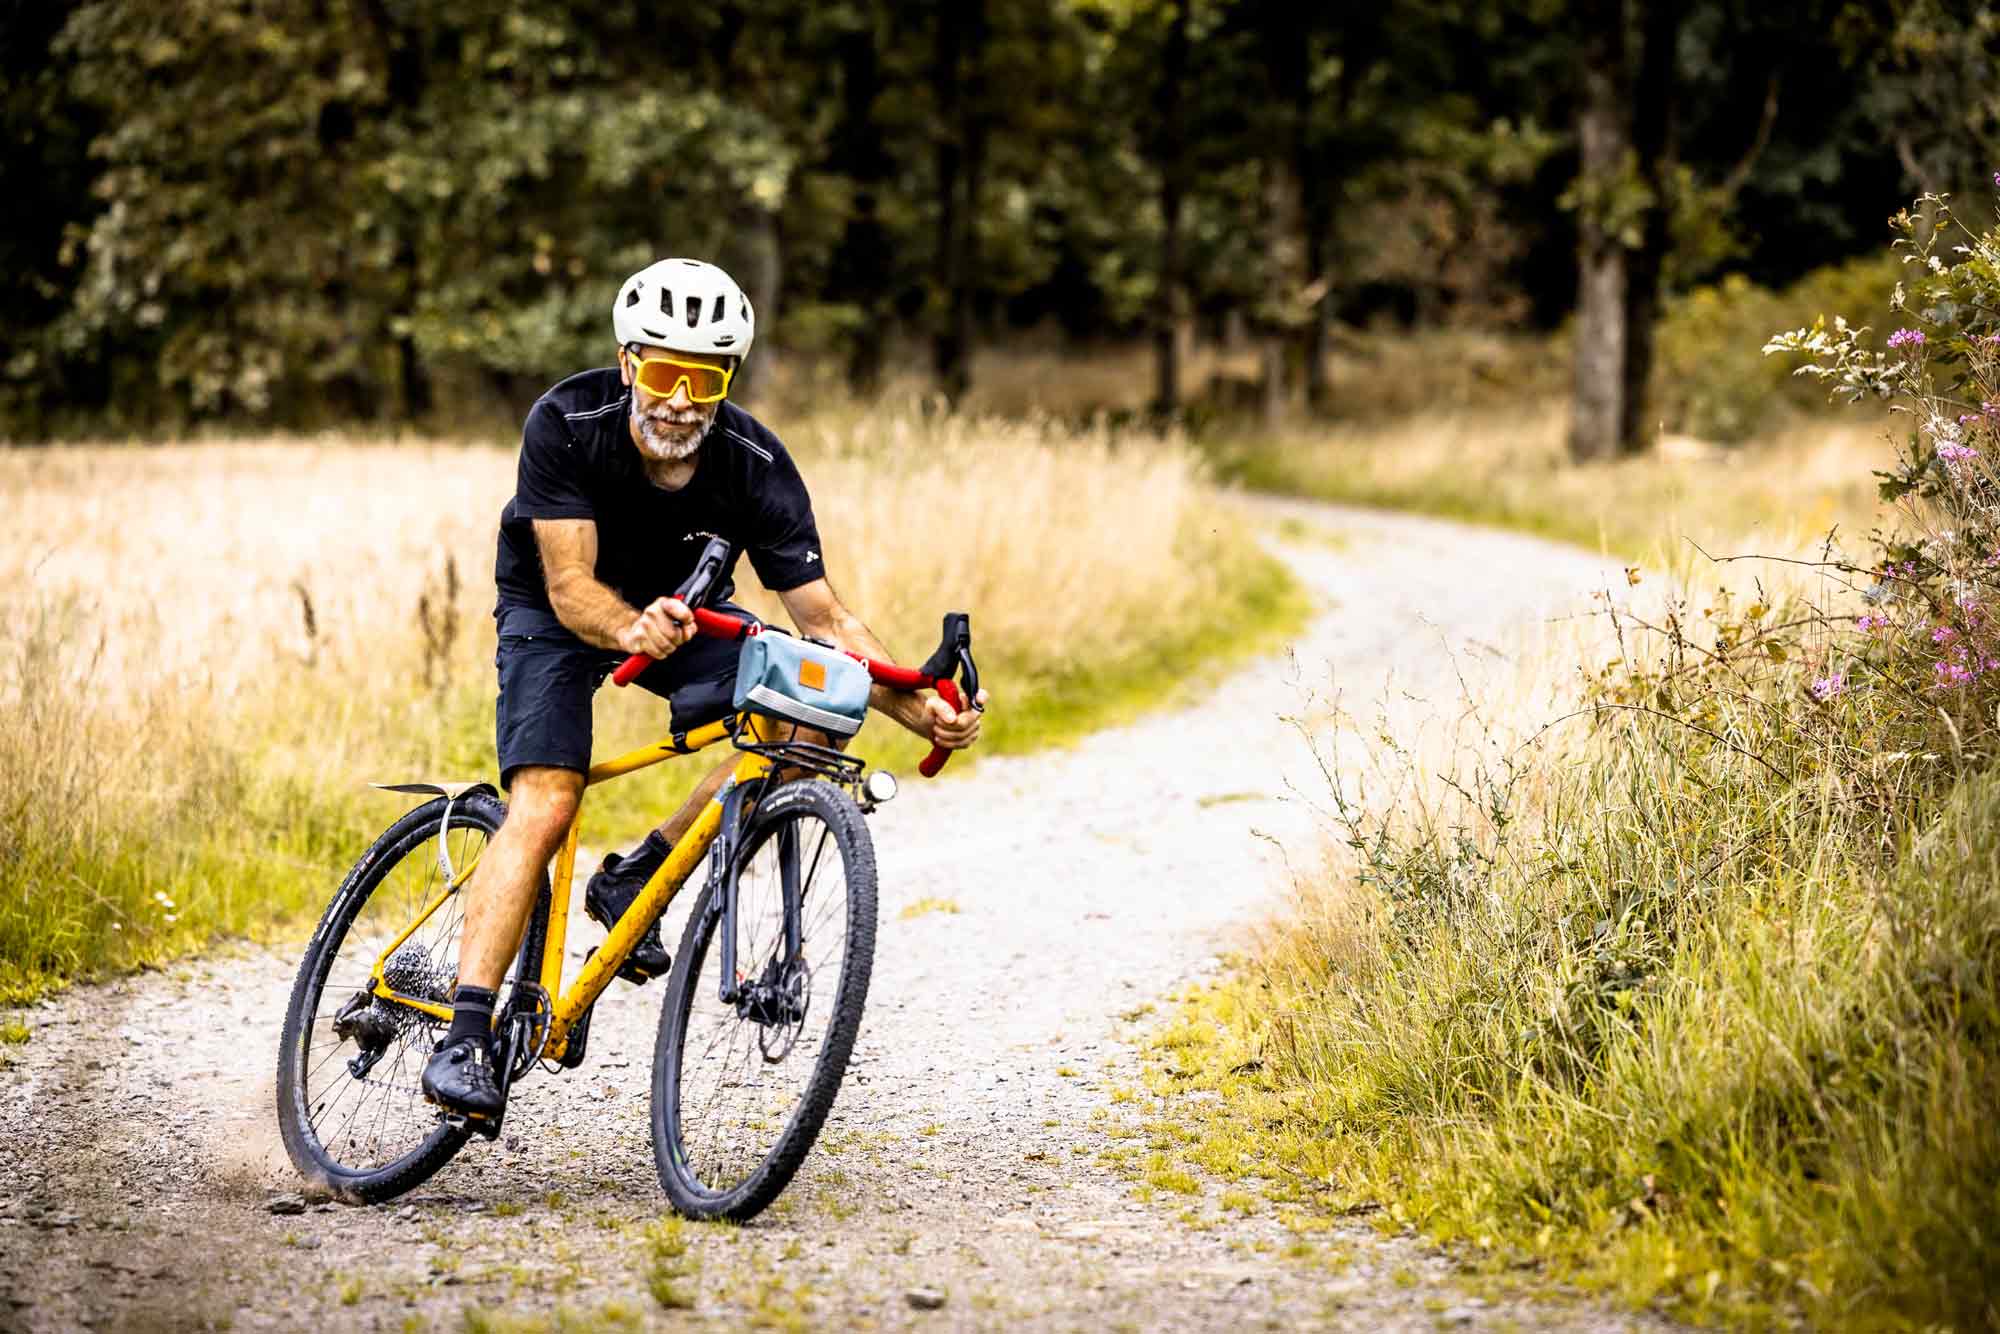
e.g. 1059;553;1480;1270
614;596;696;660
924;687;990;751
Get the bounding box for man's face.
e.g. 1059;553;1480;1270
620;345;728;463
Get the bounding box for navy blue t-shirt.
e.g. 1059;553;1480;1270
494;368;823;633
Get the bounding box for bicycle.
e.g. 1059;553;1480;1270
274;537;980;1221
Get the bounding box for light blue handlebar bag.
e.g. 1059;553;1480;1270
733;630;871;737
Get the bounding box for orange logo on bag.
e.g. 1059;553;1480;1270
798;659;827;692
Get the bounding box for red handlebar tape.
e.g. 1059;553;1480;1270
610;609;961;776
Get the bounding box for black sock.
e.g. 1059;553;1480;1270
446;985;497;1045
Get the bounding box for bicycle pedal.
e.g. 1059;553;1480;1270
617;958;663;985
439;1107;504;1139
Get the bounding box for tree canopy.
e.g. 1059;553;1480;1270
0;0;1984;437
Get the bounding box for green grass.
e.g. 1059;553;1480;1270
896;896;962;920
641;1217;697;1311
1143;601;2000;1327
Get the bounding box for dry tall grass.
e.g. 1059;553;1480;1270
1144;411;2000;1325
0;409;1300;1001
1214;399;1895;562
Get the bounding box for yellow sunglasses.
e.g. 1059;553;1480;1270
626;349;734;404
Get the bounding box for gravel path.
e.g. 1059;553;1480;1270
0;499;1664;1333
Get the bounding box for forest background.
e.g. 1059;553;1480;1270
8;4;2000;1325
4;0;1993;451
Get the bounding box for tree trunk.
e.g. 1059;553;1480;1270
1259;157;1308;424
725;208;782;407
1301;210;1331;414
1621;0;1682;451
358;0;430;424
1248;1;1311;424
830;10;892;395
931;0;985;409
1152;0;1190;418
957;0;986;402
1293;56;1332;414
1569;0;1632;463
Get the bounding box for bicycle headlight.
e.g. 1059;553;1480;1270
863;770;898;805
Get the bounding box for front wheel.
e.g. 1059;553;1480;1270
650;780;878;1220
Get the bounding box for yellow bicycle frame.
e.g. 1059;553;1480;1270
367;711;792;1063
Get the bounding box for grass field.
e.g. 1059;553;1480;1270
0;409;1305;1003
1139;404;2000;1327
1207;398;1895;563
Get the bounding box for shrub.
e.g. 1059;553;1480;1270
1163;187;2000;1327
1657;252;1901;441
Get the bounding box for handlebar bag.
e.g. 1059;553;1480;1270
733;630;871;737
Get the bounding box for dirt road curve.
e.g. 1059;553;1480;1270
0;500;1662;1333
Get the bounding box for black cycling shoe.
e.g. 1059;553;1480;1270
584;831;674;984
421;1035;505;1120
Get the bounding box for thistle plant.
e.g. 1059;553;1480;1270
1766;187;2000;755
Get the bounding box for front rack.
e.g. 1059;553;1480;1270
728;714;868;783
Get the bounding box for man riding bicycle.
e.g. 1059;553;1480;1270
422;258;989;1119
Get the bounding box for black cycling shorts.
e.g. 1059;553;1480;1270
492;602;760;788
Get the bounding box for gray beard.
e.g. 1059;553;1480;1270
632;404;712;462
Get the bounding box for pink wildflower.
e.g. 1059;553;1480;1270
1809;674;1846;701
1933;624;1957;643
1857;613;1886;632
1888;328;1926;349
1935;660;1976;687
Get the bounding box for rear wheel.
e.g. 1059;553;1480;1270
650;780;877;1220
275;791;549;1204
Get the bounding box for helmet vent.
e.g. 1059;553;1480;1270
658;287;674;316
685;295;701;327
711;294;726;324
625;288;641;307
640;326;666;341
714;335;735;346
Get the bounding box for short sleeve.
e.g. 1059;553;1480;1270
743;441;825;592
513;399;596;521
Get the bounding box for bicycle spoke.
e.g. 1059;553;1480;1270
288;812;497;1186
664;799;865;1202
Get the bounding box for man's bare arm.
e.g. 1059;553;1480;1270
777;577;986;747
534;518;692;657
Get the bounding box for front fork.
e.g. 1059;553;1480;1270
708;777;806;1023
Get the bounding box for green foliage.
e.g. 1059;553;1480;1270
5;0;1968;438
1659;253;1901;441
1154;191;2000;1326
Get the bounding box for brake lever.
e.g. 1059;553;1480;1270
675;535;734;611
915;613;977;778
957;644;982;708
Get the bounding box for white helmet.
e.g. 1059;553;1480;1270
613;258;755;359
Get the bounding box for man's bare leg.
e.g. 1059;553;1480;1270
634;723;834;852
648;757;734;848
457;765;585;991
423;765;583;1116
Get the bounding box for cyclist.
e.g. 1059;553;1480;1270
422;258;989;1119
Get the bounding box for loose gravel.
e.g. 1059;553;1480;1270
0;499;1674;1332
